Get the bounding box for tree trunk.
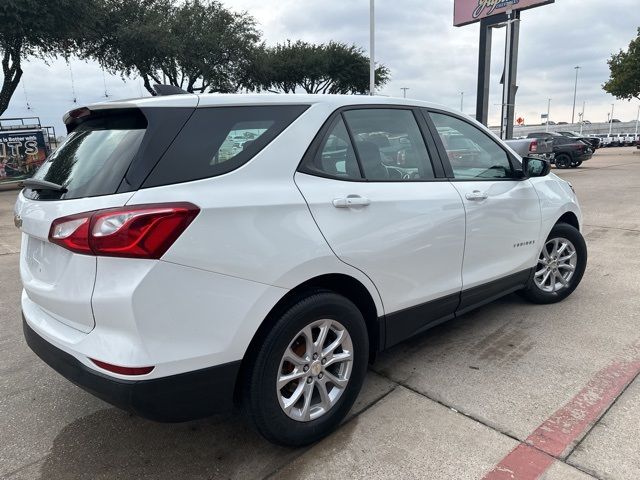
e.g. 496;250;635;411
0;41;24;116
142;75;156;96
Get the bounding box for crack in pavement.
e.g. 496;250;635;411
584;224;640;233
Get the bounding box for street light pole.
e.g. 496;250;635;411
571;66;580;124
369;0;375;96
635;104;639;137
460;92;464;112
400;87;409;98
546;98;551;132
579;101;585;134
609;103;615;135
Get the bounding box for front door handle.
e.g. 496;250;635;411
333;195;371;208
465;190;488;201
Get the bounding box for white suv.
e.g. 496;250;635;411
16;94;586;446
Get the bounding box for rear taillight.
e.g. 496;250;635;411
49;203;199;259
530;140;538;153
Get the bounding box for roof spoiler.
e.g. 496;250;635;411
153;84;189;96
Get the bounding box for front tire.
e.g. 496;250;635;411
520;223;587;304
555;154;571;169
570;160;583;168
242;292;369;446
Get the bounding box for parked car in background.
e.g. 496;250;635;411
15;94;586;446
557;131;600;150
504;137;554;162
594;134;610;147
600;134;621;147
623;133;635;146
527;132;593;168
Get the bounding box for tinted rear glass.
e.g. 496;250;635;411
143;105;308;187
24;111;147;200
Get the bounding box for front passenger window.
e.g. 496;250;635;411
429;112;514;180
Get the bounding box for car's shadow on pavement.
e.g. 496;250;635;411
39;406;301;480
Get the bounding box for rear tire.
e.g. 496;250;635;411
555;154;571;169
242;292;369;446
520;223;587;304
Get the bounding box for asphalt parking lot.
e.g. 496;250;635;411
2;147;639;480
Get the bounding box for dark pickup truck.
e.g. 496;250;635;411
526;132;593;168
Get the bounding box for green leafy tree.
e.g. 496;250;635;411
84;0;262;95
0;0;99;115
258;40;389;94
603;28;640;101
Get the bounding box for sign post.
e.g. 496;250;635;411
455;0;554;139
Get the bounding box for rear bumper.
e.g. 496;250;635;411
23;316;241;422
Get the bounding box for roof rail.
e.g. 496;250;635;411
153;84;189;96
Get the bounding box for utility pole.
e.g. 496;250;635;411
545;98;551;132
571;66;580;124
609;103;615;135
401;87;409;98
460;92;464;112
369;0;375;96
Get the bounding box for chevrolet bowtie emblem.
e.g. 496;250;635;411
14;213;22;229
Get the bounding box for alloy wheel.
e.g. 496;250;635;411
277;319;353;422
534;237;578;293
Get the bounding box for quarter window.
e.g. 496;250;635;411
144;105;308;187
429;112;514;180
306;118;362;179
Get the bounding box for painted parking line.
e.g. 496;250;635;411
482;340;640;480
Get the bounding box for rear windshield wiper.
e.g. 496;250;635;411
22;179;68;193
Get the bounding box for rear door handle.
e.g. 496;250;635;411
333;195;371;208
465;190;488;201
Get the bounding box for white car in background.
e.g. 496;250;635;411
15;94;587;446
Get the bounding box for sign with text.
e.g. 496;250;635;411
454;0;554;26
0;130;48;183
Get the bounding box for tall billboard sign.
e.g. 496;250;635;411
0;130;48;183
454;0;554;27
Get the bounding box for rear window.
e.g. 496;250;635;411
143;105;308;188
24;111;147;200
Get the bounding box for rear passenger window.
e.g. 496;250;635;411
343;109;435;181
144;105;308;187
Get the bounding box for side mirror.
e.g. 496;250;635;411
522;157;551;178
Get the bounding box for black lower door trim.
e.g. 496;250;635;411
382;268;532;349
457;269;531;315
384;292;459;349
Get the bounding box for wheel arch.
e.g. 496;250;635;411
234;273;383;404
556;211;580;231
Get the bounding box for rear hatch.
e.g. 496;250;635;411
16;100;196;332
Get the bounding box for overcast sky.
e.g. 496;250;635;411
4;0;639;136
